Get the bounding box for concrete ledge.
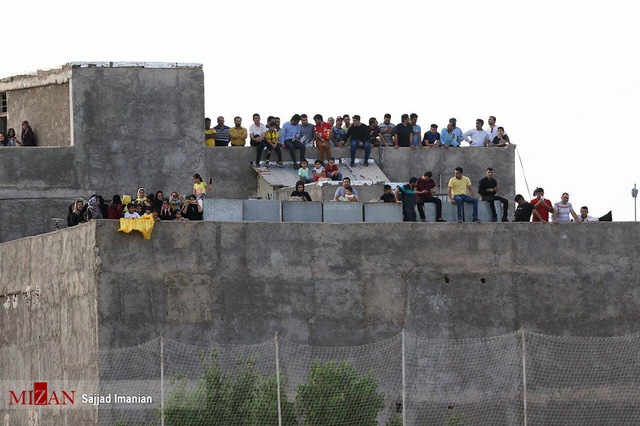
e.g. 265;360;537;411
364;202;403;222
242;199;281;222
323;201;364;223
282;201;323;222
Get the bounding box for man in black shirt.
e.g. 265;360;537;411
393;114;412;148
514;194;542;222
477;168;509;222
345;115;371;167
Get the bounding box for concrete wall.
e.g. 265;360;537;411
6;84;71;147
0;64;205;243
0;223;99;425
94;220;640;349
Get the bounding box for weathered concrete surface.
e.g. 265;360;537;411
92;220;640;349
0;223;99;425
6;83;71;147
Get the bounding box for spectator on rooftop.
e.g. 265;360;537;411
553;193;580;223
250;113;268;165
379;114;395;147
7;128;18;146
124;203;141;219
440;122;459;148
290;181;312;201
578;206;599;222
108;195;124;219
514;194;542;222
449;118;464;146
205;117;216;147
393;114;412;149
158;200;175;220
530;188;554;223
416;171;445;222
340;186;358;202
154;191;165;212
193;173;212;201
380;184;395;203
410;113;421;149
68;200;86;226
313;114;333;162
281;114;305;169
368;117;382;147
491;127;511;147
478;168;509;222
332;116;347;147
463;119;491;147
324;157;342;181
229;116;247;146
345;115;371;167
485;116;499;141
333;177;359;201
173;209;188;221
0;132;5;146
182;194;203;220
213;116;230;146
260;121;284;167
395;177;418;221
299;114;316;148
448;167;479;223
21;121;36;146
297;159;313;184
422;124;441;147
87;195;103;220
135;188;149;206
169;192;183;211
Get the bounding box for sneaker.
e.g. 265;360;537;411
276;161;284;168
293;163;298;170
350;161;355;167
472;218;480;222
436;218;447;222
458;220;463;223
420;218;426;222
363;161;369;167
265;160;270;167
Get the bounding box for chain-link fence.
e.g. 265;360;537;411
4;329;640;425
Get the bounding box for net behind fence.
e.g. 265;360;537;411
525;331;640;425
404;332;523;425
6;330;640;425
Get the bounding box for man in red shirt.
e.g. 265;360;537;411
324;157;342;181
530;187;554;222
416;171;446;222
313;114;333;163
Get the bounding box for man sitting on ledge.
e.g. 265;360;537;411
448;167;479;223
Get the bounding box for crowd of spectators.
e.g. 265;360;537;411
0;121;36;147
66;174;213;227
205;114;511;169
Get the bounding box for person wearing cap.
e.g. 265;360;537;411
530;188;554;223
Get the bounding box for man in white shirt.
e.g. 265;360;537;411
249;113;268;166
485;115;498;141
578;206;599;222
463;119;491;147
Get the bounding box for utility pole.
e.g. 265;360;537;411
632;184;638;222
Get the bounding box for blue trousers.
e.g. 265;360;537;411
453;195;478;221
350;140;371;163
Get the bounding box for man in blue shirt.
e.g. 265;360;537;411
394;177;418;221
280;114;305;169
213;116;231;146
440;122;459;148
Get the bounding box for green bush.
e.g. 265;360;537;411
295;359;386;426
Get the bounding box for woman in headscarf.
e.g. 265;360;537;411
6;128;19;146
87;195;103;220
135;188;149;206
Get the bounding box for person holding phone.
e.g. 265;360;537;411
530;187;554;223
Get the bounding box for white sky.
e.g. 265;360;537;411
4;0;639;220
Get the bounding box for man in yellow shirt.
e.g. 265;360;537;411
229;116;247;146
205;117;216;147
448;166;479;223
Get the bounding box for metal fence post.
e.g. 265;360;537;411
275;332;283;426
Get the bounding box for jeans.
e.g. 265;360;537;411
417;196;443;220
256;141;282;164
284;140;306;163
329;172;343;181
482;195;509;221
350;139;371;164
453;195;478;221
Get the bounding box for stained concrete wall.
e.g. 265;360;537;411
94;220;640;349
6;84;71;147
0;223;99;425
